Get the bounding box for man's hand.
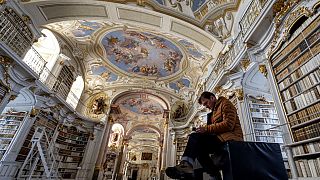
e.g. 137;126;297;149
195;125;207;133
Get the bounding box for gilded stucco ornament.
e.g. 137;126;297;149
235;89;244;101
87;93;109;120
240;59;251;71
268;0;305;58
214;86;222;94
283;7;312;39
0;55;13;91
22;15;31;24
258;64;268;77
8;94;17;101
0;0;6;5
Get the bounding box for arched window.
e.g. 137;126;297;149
66;76;84;109
22;29;60;75
108;124;125;149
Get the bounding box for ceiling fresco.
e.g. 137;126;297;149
178;39;207;60
90;64;118;82
118;94;164;116
72;20;103;37
132;126;159;135
192;0;207;11
169;78;191;92
101;30;184;78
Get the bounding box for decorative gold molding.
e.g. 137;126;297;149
108;116;114;123
240;59;250;71
214;86;222;94
268;0;311;58
8;95;17;101
235;89;244;101
22;15;31;24
0;0;6;5
258;64;268;77
137;0;146;6
30;108;39;117
0;55;13;91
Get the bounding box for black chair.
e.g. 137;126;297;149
211;141;288;180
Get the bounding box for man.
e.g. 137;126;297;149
166;91;243;179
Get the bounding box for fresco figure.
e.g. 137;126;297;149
102;30;183;77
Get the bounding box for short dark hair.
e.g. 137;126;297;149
198;91;215;104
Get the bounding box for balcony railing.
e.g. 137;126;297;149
0;6;34;57
23;47;47;76
239;0;268;36
206;33;244;90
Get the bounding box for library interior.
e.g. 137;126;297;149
0;0;319;179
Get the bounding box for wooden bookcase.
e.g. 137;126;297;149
16;110;59;177
0;111;26;160
269;14;320;178
55;125;89;179
175;137;188;165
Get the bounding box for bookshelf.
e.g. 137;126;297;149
175;137;188;165
248;97;284;144
0;111;26;160
269;14;320;178
103;152;116;179
16;110;59;177
55;125;89;179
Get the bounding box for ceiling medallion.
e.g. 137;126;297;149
101;29;184;79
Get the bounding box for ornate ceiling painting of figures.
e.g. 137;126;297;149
192;0;207;11
72;20;102;37
118;94;163;116
90;65;118;82
169;78;191;92
133;126;158;135
101;30;184;78
179;39;206;60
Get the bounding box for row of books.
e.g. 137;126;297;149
284;87;320;113
56;136;88;145
278;55;320;90
58;131;89;141
276;50;313;81
255;129;282;136
292;141;320;156
256;136;283;143
274;26;319;76
0;129;17;134
288;103;320;127
274;40;307;74
292;122;320;142
55;142;86;151
271;15;319;66
295;158;320;177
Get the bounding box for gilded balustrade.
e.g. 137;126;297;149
239;0;268;36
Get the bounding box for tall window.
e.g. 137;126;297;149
66;76;84;109
23;29;60;75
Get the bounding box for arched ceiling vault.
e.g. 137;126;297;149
20;0;241;164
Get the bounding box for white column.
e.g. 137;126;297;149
96;115;113;179
285;146;298;179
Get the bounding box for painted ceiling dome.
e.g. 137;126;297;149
117;93;164;116
101;30;184;78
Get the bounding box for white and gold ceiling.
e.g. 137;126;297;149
21;0;240;164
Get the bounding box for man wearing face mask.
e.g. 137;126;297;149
166;91;244;179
